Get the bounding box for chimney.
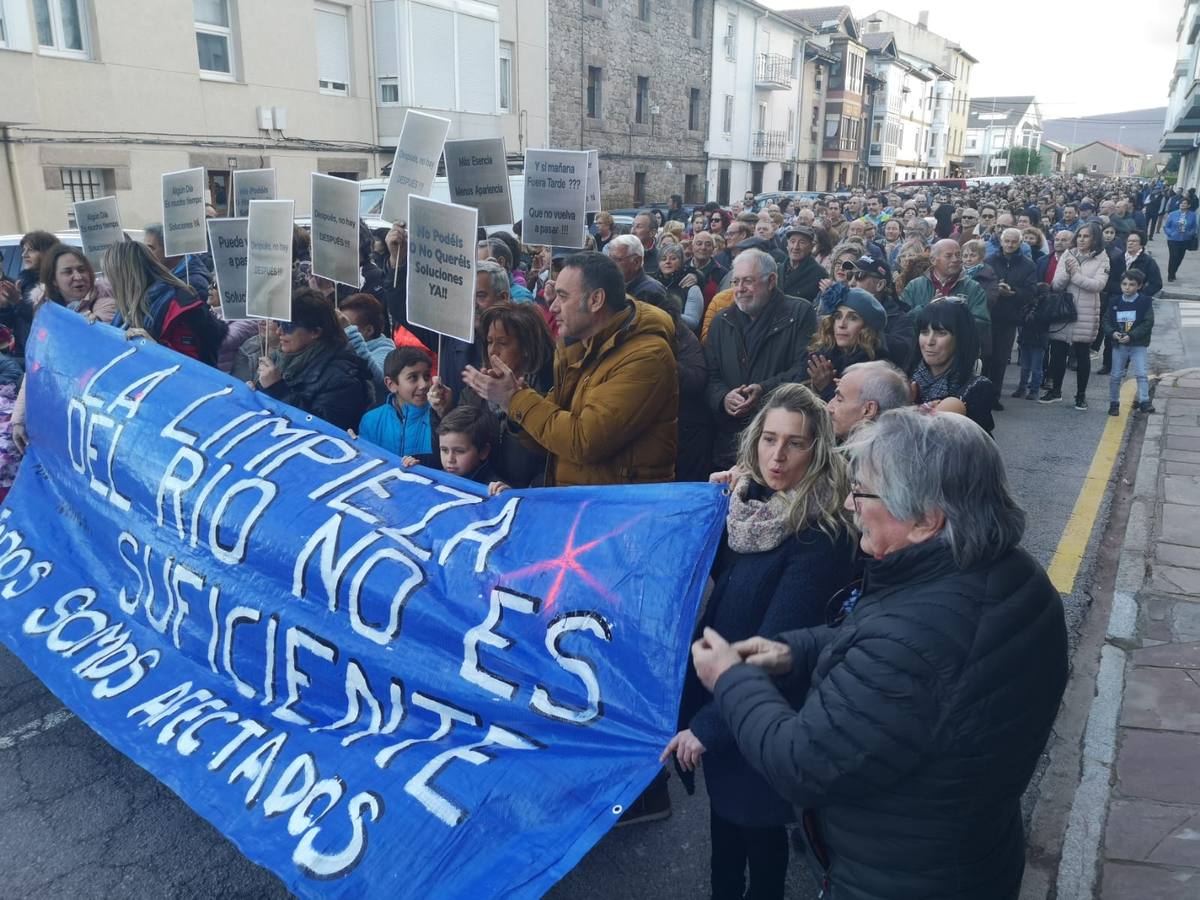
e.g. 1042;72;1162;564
917;10;929;29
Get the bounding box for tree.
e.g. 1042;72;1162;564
997;147;1044;176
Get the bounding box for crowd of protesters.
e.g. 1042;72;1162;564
2;169;1181;898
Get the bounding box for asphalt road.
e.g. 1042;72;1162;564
2;307;1194;900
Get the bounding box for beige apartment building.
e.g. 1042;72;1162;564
0;0;548;234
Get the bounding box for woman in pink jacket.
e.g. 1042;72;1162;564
1046;222;1109;410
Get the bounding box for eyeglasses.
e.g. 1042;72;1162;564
849;483;881;513
852;271;879;281
278;322;299;334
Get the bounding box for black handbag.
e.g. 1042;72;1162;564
1043;290;1077;326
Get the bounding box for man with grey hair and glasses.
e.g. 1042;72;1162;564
704;249;817;468
690;407;1068;900
606;234;667;307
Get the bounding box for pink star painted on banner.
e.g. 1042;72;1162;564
502;504;648;611
36;328;48;343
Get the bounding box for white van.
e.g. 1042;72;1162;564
357;175;527;234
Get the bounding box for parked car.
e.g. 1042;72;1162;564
357;174;526;235
749;191;826;212
966;176;1015;189
888;178;970;193
0;229;145;282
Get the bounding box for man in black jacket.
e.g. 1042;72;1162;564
704;249;817;468
777;225;827;301
985;228;1037;406
606;235;667;306
688;408;1068;900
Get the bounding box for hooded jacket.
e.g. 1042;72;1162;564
714;539;1068;900
508;300;678;486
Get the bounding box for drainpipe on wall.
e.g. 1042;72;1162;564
2;127;28;233
364;0;382;175
746;4;766;195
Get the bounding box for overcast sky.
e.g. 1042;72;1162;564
763;0;1181;120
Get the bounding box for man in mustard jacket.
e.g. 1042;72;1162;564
464;251;678;487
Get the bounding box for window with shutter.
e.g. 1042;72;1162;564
315;2;350;95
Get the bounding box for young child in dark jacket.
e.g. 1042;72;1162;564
403;405;503;490
1103;269;1155;416
1013;283;1051;399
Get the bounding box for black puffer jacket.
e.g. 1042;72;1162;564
262;344;375;432
714;539;1068;900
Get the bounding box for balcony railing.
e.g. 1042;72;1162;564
753;130;789;160
755;53;794;90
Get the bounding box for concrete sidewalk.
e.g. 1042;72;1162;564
1058;369;1200;899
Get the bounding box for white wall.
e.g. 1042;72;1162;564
706;0;804;199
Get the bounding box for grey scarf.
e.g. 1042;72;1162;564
726;476;792;553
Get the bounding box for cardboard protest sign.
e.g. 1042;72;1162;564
246;199;294;321
231;169;276;217
523;149;589;248
161;168;208;257
206;217;249;319
406;195;477;343
73;196;124;270
310;174;362;289
380;110;450;225
585;150;601;213
2;303;727;899
444;138;513;226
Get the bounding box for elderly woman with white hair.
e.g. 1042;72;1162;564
690;407;1068;900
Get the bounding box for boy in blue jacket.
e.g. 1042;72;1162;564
357;347;433;456
1103;269;1155;416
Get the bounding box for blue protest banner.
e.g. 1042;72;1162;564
0;304;726;898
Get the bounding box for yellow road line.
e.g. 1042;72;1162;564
1046;380;1137;594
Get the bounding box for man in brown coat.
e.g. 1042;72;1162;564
464;251;678;487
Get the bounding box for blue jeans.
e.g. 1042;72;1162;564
1018;344;1045;393
1110;343;1149;403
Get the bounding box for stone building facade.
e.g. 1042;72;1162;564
548;0;712;208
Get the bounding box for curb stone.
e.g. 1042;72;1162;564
1052;372;1172;900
